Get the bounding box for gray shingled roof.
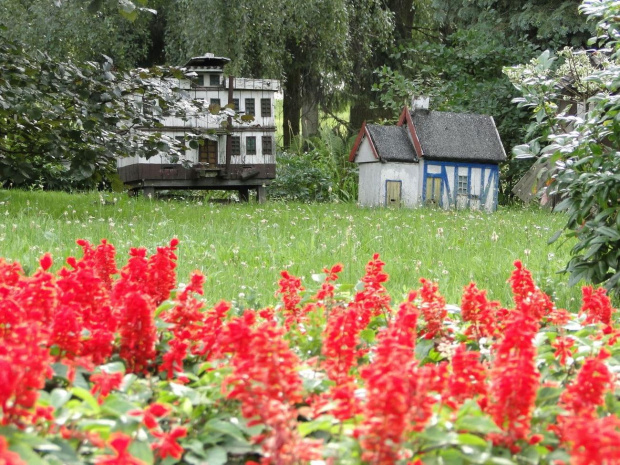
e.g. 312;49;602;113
366;125;418;163
411;110;506;163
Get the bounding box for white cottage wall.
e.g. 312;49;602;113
358;163;383;206
380;163;420;207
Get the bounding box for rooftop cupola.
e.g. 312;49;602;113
183;53;230;72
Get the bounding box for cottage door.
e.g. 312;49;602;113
199;140;218;165
425;177;442;205
386;181;402;207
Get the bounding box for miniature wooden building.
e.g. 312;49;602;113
349;104;507;211
117;53;280;201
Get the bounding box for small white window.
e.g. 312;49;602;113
458;175;468;195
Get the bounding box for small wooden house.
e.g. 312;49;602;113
117;53;280;201
349;104;506;211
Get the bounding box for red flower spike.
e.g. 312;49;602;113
560;416;620;465
221;314;322;465
552;337;575;366
446;344;488;408
39;253;53;272
487;312;540;447
95;433;146;465
90;371;124;404
419;278;448;339
276;270;306;329
151;426;187;459
356;296;423;464
581;286;615;332
560;349;613;417
461;282;502;339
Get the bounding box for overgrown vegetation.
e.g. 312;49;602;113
268;129;358;202
506;0;620;294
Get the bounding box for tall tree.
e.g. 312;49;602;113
372;0;594;200
164;0;392;146
0;0;155;69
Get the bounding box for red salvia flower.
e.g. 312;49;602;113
356;293;420;465
354;254;392;326
276;270;306;329
419;278;448;339
552;336;575;366
487;312;540;447
159;337;189;380
581;286;615;332
560;415;620;465
151;426;187;459
129;402;172;430
192;300;230;359
446;344;488;409
117;291;157;374
221;313;321;465
111;247;149;309
313;263;343;302
56;254;116;363
76;239;118;290
146;238;179;306
319;304;364;420
13;258;58;327
461;282;502;339
95;433;146;465
509;261;554;321
90;371;124;404
560;349;613;417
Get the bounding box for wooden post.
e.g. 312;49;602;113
225;75;234;176
257;186;266;204
143;186;156;198
239;187;249;202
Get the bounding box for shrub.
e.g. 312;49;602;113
269;129;357;202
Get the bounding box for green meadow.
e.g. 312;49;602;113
0;189;582;311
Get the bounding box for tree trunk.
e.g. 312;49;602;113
301;86;319;139
283;65;302;149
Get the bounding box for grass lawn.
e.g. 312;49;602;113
0;189;583;311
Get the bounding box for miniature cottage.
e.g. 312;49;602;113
349;102;506;211
117;53;280;201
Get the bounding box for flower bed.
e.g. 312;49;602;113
0;239;618;464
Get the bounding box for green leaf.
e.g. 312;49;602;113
10;442;47;465
415;338;434;360
455;414;500;434
129;440;154;465
70;387;101;413
456;433;488;447
298;418;333;436
50;389;71;409
101;394;139;417
204;446;228;465
98;362;126;374
359;328;376;343
205;419;247;442
169;383;200;404
548;229;563;244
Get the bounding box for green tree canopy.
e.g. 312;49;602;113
0;36;208;189
164;0;393;145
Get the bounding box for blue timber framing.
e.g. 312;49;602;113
422;161;500;210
